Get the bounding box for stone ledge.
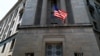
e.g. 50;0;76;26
18;24;92;29
0;32;18;45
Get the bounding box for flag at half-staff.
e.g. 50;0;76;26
53;5;68;23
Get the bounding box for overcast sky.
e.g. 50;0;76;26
0;0;18;20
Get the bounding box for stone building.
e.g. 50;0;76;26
86;0;100;50
0;0;100;56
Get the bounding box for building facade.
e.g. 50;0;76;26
0;0;100;56
86;0;100;50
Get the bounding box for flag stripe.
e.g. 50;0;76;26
53;5;68;21
54;10;67;20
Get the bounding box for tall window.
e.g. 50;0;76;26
99;37;100;41
1;43;6;53
93;21;98;29
89;5;95;18
19;9;24;20
7;31;11;37
47;0;63;25
14;9;18;18
46;43;62;56
1;34;6;40
10;21;15;29
9;39;16;52
34;0;43;25
86;0;95;18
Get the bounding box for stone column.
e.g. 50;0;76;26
21;0;38;26
40;0;47;26
60;0;68;24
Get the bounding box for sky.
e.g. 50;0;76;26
0;0;18;20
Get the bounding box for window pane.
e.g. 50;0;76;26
56;51;61;55
47;51;52;55
56;45;61;49
47;45;52;49
46;43;62;56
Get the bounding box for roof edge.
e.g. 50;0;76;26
0;0;22;23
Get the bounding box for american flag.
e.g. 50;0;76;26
53;5;68;21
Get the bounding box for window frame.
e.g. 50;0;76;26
45;42;63;56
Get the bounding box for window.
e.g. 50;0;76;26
1;43;6;53
7;31;11;37
10;13;13;18
46;43;62;56
19;8;24;20
16;24;20;30
46;0;63;25
4;25;9;38
23;2;26;7
25;53;34;56
2;34;6;40
13;9;18;18
95;4;100;14
4;25;9;33
93;21;98;29
9;39;16;52
99;37;100;40
86;0;95;18
74;52;83;56
86;0;89;5
34;0;43;25
10;21;15;28
88;5;95;18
